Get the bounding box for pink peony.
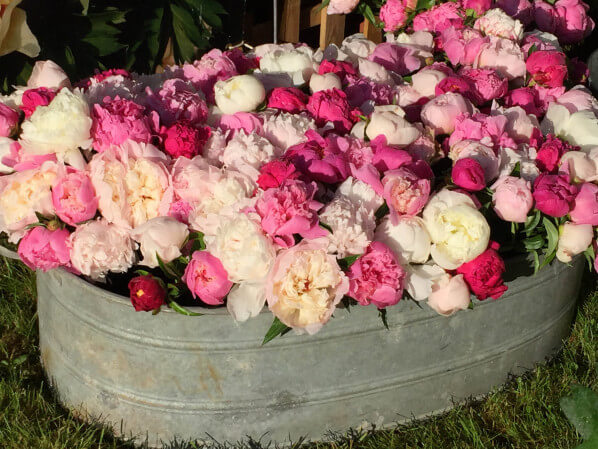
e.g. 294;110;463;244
255;179;325;247
413;2;465;32
318;59;358;82
491;176;533;223
526;50;568;88
554;0;595;44
463;0;492;15
223;48;259;74
370;135;413;172
368;43;422;76
503;87;543;117
474;36;526;80
0;103;19;138
182;251;232;305
306;88;356;133
52;170;98;226
267;87;309;114
570;183;598;226
182;49;238;103
20;87;56;118
533;173;578;217
327;0;360;14
345;78;394;110
90;96;156;152
380;0;408;32
145;79;208;128
458;67;508;105
536;134;575;173
496;0;533;25
257;159;301;190
420;93;475;135
382;168;431;224
217;112;263;136
456;241;507;300
452;158;486;191
441;28;488;66
448;113;516;150
348;241;406;309
18;226;71;272
435;77;476;102
27;60;71;90
533;0;559;33
160;121;211;159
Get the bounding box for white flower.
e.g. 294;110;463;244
556;222;593;263
130;217;189;268
221;131;280;181
366;105;421;148
411;69;447;98
474;8;524;41
319;196;376;258
0;137;16;173
27;60;69;89
202;127;227;167
336;176;384;215
309;73;342;93
84;75;136;105
260;111;317;150
387;31;434;59
404;263;446;301
205;212;276;283
522;30;562;51
19;89;92;168
498;146;539;182
259;46;317;85
214;75;266;115
357;58;395;85
375;216;431;264
422;189;490;269
69;220;136;281
340;33;377;62
541;103;598;151
226;282;268;322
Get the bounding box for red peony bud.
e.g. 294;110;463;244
128;275;167;312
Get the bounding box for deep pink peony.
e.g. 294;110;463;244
306;88;357;133
533;174;578;217
534;0;559;33
535;134;575;173
285;130;350;183
368;43;422;76
570;183;598;226
0;103;19;137
128;275;167;312
52;170;98;226
255;179;325;248
435;76;476;102
182;49;238;103
257;159;301;190
370;135;413;173
458;68;508;105
526;50;568;88
20;87;56;118
456;241;507;300
452;158;486;191
182;251;232;305
318;59;358;83
412;2;465;33
160;121;211;159
145;79;208;128
503;87;544;117
18;227;71;272
497;0;533;25
345;78;394;109
90;96;156;152
463;0;492;15
382;168;431;224
348;241;406;309
380;0;409;32
223;48;259;74
554;0;595;44
267;87;309;114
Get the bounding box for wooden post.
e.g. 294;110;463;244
319;6;346;49
362;19;383;44
280;0;301;43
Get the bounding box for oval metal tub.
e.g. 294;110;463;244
37;255;585;447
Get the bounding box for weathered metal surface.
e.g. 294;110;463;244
37;255;585;447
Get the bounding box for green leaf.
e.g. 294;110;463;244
319;222;333;234
262;317;291;345
188;231;206;253
584;245;596;271
540;217;559;269
12;354;27;366
361;4;378;26
415;0;436;10
524;209;542;235
560;385;598;442
378;308;389;330
338;254;361;271
523;235;545;251
375;202;390;221
167;283;181;298
511;161;521;177
134;269;151;277
528;43;538;57
80;0;89;15
167;300;203;316
157;254;182;280
532;250;540;274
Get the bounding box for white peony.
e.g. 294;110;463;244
309;72;342;93
556;222;594;263
340;33;377;62
0;137;16;173
259;46;318;86
226;282;268;322
366;105;421;147
422;189;490;269
260;111;316;150
498;146;539;182
214;75;266;115
357;58;395;85
221;131;280;181
474;8;524;41
130;217;189;268
375;216;431;264
336;176;384;215
411;69;447;98
541;103;598;151
19;89;92;168
404;263;446;301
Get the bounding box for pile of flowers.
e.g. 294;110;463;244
0;0;596;340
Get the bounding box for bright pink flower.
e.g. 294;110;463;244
168;200;193;225
182;251;232;305
223;48;259;74
160;121;211;159
285;130;350;183
533;0;559;33
452;158;486;191
306;88;356;133
52;170;98;226
217;112;263;136
382;168;430;224
456;241;507;300
496;0;533;25
267;87;309;114
370;135;413;172
20;87;56;118
458;68;508;105
145;79;208;128
536;134;575;173
368;43;422;76
348;241;406;309
441;28;488;66
448;113;516;150
380;0;408;32
0;103;19;137
503;87;544;117
318;59;358;83
570;183;598;226
533;173;578;217
182;49;238;103
257;160;301;190
255;179;324;247
75;69;131;90
554;0;595;44
521;34;560;54
90;96;156;152
463;0;492;15
412;2;465;33
533;84;567;112
526;50;568;88
435;77;476;102
18;227;71;272
345;78;394;109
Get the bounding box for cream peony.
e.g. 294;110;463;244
336;176;384;215
259;46;318;86
427;273;471;316
0;0;40;57
541;103;598;151
19;89;92;168
226;281;268;322
366;105;421;147
309;72;342;93
404;263;446;301
266;238;349;335
70;219;136;281
556;222;593;263
130;217;189;268
375;216;431;264
423;189;490;269
411;69;447;98
214;75;266;115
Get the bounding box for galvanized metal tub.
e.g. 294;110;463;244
37;254;585;447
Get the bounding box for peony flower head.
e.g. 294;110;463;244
374;215;431;264
128;275;167;312
52;169;98;226
214;75;266;115
145;79;208;128
526;50;568;88
427;273;471;316
20;87;56;118
182;250;232;305
18;226;71;272
221;131;280;181
267;87;309;114
491;176;533;223
382;168;430;224
474;8;524;41
532;173;577;217
452;158;486;191
306;88;356;133
556;222;593;263
130;216;189;268
366;105;421;148
570;183;598;226
456;241;507;300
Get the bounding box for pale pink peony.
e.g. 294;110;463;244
52;170;98;226
570;183;598;226
491;176;534;222
368;43;422;76
327;0;360;15
427;274;471;316
182;49;238;103
18;227;71;272
382;168;430;224
27;60;71;90
474;36;526;80
420;93;474;135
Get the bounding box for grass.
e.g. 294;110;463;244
0;256;596;449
